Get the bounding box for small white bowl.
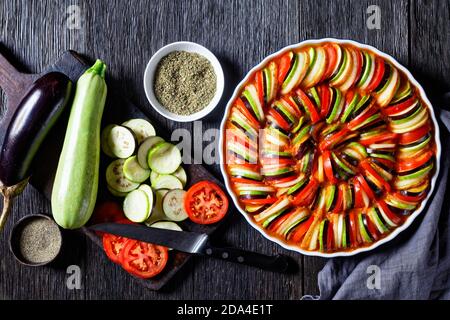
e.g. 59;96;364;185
143;41;224;122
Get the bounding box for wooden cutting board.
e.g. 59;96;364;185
0;48;227;290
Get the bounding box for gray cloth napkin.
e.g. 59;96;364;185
318;108;450;300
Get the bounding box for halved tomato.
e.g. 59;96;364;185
185;181;229;224
120;240;169;279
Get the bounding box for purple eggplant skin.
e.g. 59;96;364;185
0;72;72;186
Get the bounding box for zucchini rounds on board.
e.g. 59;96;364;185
0;72;73;231
223;41;438;254
101;117;190;229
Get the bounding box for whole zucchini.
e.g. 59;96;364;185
51;60;107;229
0;72;73;232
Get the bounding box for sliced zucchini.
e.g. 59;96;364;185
107;184;128;197
172;166;187;187
137;136;164;169
150;170;160;186
138;184;154;214
147;142;182;174
122;118;156;144
162;189;188;221
123;189;150;222
101;124;116;157
145;189;169;225
106;159;139;193
123;155;151;183
152;174;183;190
107;125;136;159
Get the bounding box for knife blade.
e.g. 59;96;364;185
90;222;295;273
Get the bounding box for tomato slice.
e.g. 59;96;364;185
396;150;433;173
267;107;291;131
319;84;331;118
383;95;417;116
322;44;338;80
355;175;376;200
290;215;314;243
292;178;319;206
260;157;295;166
326;220;334;250
185;181;229;225
347;103;377;131
366;57;385;92
240;197;277;205
347;212;359;246
120;240;168;279
377;200;402;225
360;132;398;146
278;52;293;84
323;151;338;184
269;211;294;232
394;191;425;203
398;123;431;145
319;126;350;151
102;219;134;264
296;88;321;123
331;185;343;213
360;160;391;192
235;97;259;128
255;71;265;106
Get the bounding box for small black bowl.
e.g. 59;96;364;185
9;214;63;267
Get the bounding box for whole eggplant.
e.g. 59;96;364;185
0;72;72;231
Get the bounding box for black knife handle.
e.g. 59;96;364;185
203;244;291;273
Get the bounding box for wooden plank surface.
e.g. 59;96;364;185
0;0;449;299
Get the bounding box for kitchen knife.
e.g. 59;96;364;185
90;222;294;273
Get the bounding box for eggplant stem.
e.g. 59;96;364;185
0;178;29;232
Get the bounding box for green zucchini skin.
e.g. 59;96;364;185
51;60;107;229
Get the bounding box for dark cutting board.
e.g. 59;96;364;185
0;48;227;290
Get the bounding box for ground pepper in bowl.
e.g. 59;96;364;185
153;51;217;115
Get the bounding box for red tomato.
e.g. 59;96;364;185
348;212;360;246
323;151;338;184
91;201;125;225
120;240;169;279
394;191;425;203
267;107;291;131
360;132;398;146
396;150;433;173
322;43;339;80
292;178;319;206
290;215;314;243
278;52;293;83
360;160;391;192
355;175;376;200
326;220;334;250
319;127;350;151
366;57;385;92
255;71;265;106
398;123;431;145
269;211;294;232
102;219;134;264
240;197;277;205
377;200;402;225
383;95;417;116
184;181;229;225
319;84;331;118
296;88;321;123
235;97;260;128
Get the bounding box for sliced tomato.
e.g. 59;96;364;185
292;178;319;206
260;157;295;166
360;132;398;146
360;160;391;192
394;191;425;203
255;71;265;106
323;151;338;184
235;97;259;128
319;84;331;118
322;43;338;80
267;107;291;131
269;211;294;232
296;88;321;123
396;150;433;173
366;57;385;92
377;200;402;225
347;103;377;130
185;181;229;225
355;175;376;200
348;212;360;246
383;95;417;116
282;95;302;117
331;185;343;213
365;215;380;241
120;240;168;279
278;52;293;83
398;123;431;145
319;126;350;151
241;197;277;205
102;219;135;264
326;220;334;250
290;215;314;243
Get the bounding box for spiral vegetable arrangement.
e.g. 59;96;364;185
223;42;436;253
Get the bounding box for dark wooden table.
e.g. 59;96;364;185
0;0;449;299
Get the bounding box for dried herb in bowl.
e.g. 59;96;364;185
153;51;216;115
